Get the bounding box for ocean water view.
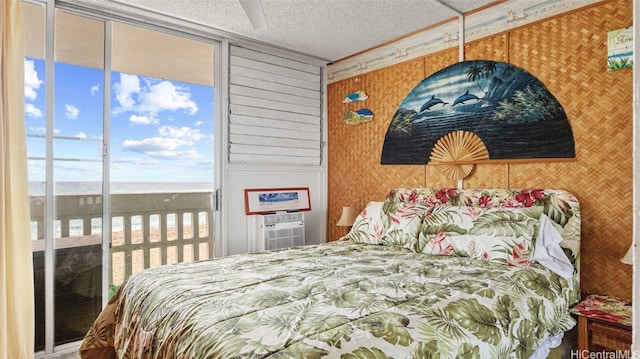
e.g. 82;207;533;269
29;182;214;240
29;181;214;196
31;215;198;240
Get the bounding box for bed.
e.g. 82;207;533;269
79;188;581;359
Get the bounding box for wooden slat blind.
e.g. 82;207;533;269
229;46;323;165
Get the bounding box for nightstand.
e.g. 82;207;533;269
570;294;632;358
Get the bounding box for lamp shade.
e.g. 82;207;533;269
336;206;358;227
621;245;633;265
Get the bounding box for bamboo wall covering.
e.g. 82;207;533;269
327;0;633;300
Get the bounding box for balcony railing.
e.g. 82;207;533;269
30;191;214;349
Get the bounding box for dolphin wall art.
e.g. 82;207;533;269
451;90;480;107
419;95;449;112
381;60;575;165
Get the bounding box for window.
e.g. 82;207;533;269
23;2;216;353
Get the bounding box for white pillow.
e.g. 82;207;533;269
533;214;574;279
343;201;425;248
342;202;385;244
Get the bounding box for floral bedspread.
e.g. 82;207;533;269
79;241;579;359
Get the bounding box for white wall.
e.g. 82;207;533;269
223;166;326;255
215;39;329;257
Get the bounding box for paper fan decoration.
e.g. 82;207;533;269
381;60;575;165
429;131;489;180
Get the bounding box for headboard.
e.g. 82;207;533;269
385;188;581;270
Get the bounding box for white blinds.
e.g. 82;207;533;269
23;5;105;68
23;2;45;60
22;3;215;86
55;10;105;69
112;22;214;86
228;46;323;165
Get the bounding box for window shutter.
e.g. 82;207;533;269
229;46;323;165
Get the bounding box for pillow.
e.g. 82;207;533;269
343;201;426;247
380;202;424;250
417;231;535;266
416;206;538;266
342;202;385;244
533;214;574;279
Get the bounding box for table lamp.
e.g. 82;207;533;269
336;205;357;231
620;245;633;265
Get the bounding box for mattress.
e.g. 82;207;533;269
79;240;579;359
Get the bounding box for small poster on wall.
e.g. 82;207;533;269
244;187;311;215
607;26;633;71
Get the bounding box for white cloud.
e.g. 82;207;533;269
129;114;158;125
24;59;43;101
191;160;215;169
123;137;189;152
29;126;46;134
140;81;198;115
113;73;141;112
122;136;203;159
158;125;204;142
194;121;203;127
25;103;43;118
65;104;79;120
204;134;214;146
91;83;100;96
145;150;200;159
112;73;199;124
111;157;159;165
75;132;87;139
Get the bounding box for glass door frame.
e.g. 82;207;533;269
30;1;223;355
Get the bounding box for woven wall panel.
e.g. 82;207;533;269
463;164;509;189
327;59;425;241
326;0;633;299
423;48;458;77
506;0;633;299
464;32;509;63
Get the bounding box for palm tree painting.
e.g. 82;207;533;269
380;60;575;164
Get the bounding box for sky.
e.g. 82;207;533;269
24;58;215;184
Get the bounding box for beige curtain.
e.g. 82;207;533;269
0;0;35;358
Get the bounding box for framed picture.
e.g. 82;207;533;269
607;26;633;71
244;187;311;215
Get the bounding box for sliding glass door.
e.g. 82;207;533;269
23;3;51;350
108;22;216;293
23;4;106;350
23;2;217;354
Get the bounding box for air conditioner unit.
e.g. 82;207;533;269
258;212;305;251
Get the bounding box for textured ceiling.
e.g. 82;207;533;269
106;0;495;61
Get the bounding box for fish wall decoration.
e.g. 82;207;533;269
342;90;374;125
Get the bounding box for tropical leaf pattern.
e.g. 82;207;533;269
345;201;426;249
417;207;538;266
388;188;580;268
79;240;579;359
